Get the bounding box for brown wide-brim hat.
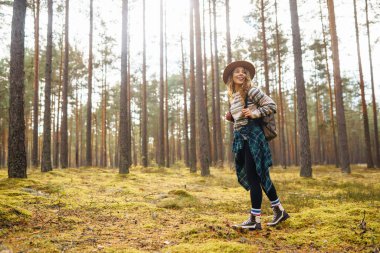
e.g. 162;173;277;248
222;60;256;84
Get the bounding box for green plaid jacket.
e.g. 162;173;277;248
232;120;273;192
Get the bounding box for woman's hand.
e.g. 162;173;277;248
242;108;261;119
242;108;253;119
225;111;234;122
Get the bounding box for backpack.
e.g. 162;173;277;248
244;95;277;141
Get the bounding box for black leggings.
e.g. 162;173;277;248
243;141;278;209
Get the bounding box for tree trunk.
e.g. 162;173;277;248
171;121;175;165
189;0;197;173
114;117;119;167
86;0;93;167
95;113;98;166
315;76;321;164
176;117;182;161
180;35;189;167
141;0;148;167
208;0;217;166
225;0;234;166
26;114;31;166
75;84;79;167
353;0;373;168
289;0;312;177
318;0;338;167
132;127;137;166
54;31;63;168
293;84;298;165
32;0;40;167
365;0;379;168
8;0;27;178
275;0;286;168
60;0;69;168
202;0;212;165
164;6;170;167
68;118;73;167
126;30;132;168
158;0;165;167
260;0;270;94
41;0;53;172
1;129;6;167
119;0;130;173
79;104;82;166
212;0;223;167
101;64;107;167
327;0;351;173
194;0;210;176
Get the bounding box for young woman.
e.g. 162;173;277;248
223;60;289;230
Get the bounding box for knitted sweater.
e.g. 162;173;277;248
230;87;277;130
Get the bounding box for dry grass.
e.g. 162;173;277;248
0;164;379;252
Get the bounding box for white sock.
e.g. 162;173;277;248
276;203;284;211
271;198;284;211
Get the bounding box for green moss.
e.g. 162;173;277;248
139;166;168;174
0;203;31;227
157;191;200;210
168;189;191;197
165;241;259;253
104;247;145;253
0;165;379;252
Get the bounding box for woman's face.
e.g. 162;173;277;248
232;67;247;87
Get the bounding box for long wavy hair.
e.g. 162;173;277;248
227;68;252;104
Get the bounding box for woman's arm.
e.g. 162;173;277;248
247;87;277;118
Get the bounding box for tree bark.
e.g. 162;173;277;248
101;62;107;167
289;0;312;177
275;0;286;168
212;0;223;167
32;0;40;167
60;0;69;168
293;84;298;166
180;35;189;167
194;0;210;176
164;5;170;167
41;0;53;172
202;0;212;165
318;0;338;167
189;0;197;173
119;0;130;173
141;0;148;167
158;0;165;167
315;72;321;164
365;0;379;168
8;0;27;178
54;31;63;168
95;113;98;166
225;0;234;166
86;0;93;167
353;0;373;168
208;0;217;166
327;0;351;173
75;84;79;167
260;0;270;95
126;29;132;168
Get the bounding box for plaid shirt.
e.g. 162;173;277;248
232;120;273;192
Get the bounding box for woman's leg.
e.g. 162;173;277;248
262;184;279;203
243;141;289;227
261;178;290;226
231;140;262;229
244;141;262;218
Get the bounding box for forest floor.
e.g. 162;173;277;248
0;164;379;253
